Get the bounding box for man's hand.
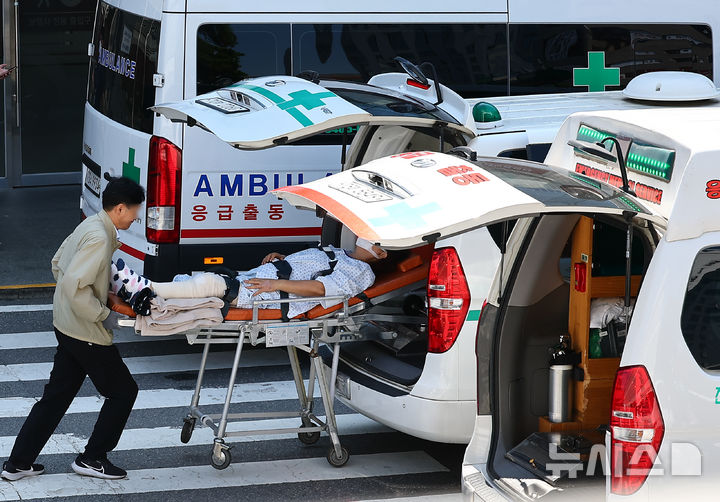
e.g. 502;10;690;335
244;278;278;296
261;252;285;265
101;310;124;330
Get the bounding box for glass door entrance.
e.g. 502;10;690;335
4;0;94;187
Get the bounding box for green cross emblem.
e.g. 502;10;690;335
122;147;140;183
232;83;337;127
278;90;335;111
573;52;620;92
369;201;441;230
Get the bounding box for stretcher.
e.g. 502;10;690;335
108;247;432;469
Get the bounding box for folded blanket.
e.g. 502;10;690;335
135;296;224;336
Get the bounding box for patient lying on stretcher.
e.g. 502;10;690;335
110;238;387;318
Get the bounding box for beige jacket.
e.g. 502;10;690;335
51;210;121;346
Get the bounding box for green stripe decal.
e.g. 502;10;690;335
230;84;338;127
285;108;313;127
466;310;482;321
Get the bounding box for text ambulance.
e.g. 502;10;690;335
81;0;720;280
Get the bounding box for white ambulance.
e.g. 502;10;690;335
458;108;720;501
157;101;720;500
81;0;720;281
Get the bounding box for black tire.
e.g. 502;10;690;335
297;422;321;445
180;418;195;444
210;447;232;470
326;446;350;467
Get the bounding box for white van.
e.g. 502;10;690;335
81;0;719;281
460;108;720;501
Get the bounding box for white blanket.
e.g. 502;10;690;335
135;296;224;336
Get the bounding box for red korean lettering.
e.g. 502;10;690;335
707;180;720;199
437;165;474;177
243;204;259;221
452;172;489;185
391;151;432;159
191;204;207;222
217;204;234;221
268;204;284;220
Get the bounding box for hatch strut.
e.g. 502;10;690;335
497;220;509;304
598;137;636;322
341;127;348;169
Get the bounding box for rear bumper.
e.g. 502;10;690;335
323;359;475;444
462;464;509;502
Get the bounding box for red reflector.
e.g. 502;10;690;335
610;365;665;495
146;136;182;244
406;78;431;90
427;247;470;353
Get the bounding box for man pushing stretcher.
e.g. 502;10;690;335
112;238;388;320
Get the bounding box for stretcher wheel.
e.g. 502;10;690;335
180;417;196;444
297;423;321;445
326;446;349;467
210;446;232;470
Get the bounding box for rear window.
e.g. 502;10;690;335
681;247;720;371
87;2;160;134
329;86;459;123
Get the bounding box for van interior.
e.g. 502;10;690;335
318;218;435;391
489;213;657;499
348;124;467;167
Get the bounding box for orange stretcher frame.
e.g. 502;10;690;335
107;245;433;470
108;245;432;321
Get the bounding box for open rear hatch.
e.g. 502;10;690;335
150;74;474;150
273;151;665;250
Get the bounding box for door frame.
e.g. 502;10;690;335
2;1;82;188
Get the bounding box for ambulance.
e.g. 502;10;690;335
457;107;720;501
81;0;720;281
260;106;720;500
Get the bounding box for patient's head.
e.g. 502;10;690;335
352;238;388;263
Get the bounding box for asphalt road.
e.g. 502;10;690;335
0;294;464;501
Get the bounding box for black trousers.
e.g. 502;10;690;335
8;328;138;468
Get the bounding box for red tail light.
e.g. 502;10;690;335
610;365;665;495
146;136;182;244
427;247;470;353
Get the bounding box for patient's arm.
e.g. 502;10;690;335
244;278;325;297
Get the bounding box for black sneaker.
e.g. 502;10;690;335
71;454;127;480
1;460;45;481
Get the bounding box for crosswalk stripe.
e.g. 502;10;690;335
0;348;288;382
0;413;392;457
356;495;461;502
0;379;317;418
0;330;184;349
0;451;448;500
0;304;53;313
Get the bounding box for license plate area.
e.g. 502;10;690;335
84;164;101;197
265;323;310;347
